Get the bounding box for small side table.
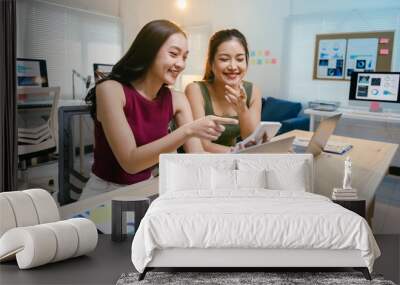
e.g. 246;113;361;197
333;199;366;218
112;196;150;242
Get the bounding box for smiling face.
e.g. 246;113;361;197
149;32;189;85
211;39;248;86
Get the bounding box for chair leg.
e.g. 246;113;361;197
138;268;148;281
112;201;123;242
354;267;371;280
389;166;400;176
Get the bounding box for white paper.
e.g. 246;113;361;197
345;38;378;79
317;39;347;79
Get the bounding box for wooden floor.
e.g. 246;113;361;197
0;235;398;285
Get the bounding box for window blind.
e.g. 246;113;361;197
17;0;122;99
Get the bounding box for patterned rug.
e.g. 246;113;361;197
116;271;396;285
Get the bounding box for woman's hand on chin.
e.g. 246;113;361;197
224;82;248;114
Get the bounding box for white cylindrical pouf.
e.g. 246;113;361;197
0;196;17;237
1;192;39;227
42;221;79;262
0;226;57;269
64;218;98;257
24;189;60;223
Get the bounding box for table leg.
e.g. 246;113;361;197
79;115;84;174
309;114;315;131
112;201;123;242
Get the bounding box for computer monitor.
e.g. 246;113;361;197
93;63;113;83
349;72;400;104
16;58;49;87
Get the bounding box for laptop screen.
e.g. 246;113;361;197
306;114;342;156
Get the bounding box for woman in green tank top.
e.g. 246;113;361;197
186;29;262;152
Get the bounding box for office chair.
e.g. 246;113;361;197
17;87;60;189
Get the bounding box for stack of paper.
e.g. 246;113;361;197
324;141;353;155
332;188;358;200
293;138;353;155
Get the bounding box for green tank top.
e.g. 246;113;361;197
196;81;253;147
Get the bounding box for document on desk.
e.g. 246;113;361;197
323;141;353;155
293;138;352;155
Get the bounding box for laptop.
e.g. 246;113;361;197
237;136;296;154
292;113;342;156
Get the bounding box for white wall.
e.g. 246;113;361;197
119;0;400;105
119;0;291;99
282;0;400;110
290;0;400;15
43;0;120;17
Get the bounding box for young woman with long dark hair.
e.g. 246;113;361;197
185;29;262;153
82;20;237;199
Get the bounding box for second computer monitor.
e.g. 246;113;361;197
349;71;400;104
93;63;113;83
17;58;49;88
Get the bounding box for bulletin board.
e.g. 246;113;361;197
313;31;394;81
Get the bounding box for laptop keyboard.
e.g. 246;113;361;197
293;137;352;154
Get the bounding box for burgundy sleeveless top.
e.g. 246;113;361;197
92;84;173;185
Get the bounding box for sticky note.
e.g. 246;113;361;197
264;50;270;56
257;50;262;56
250;51;255;57
370;101;381;112
379;38;390;44
379;48;389;55
257;59;263;65
250;59;256;65
271;58;277;64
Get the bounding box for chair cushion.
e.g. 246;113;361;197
0;189;59;237
280;116;310;134
0;218;98;269
261;97;302;122
0;226;58;269
0;192;39;228
24;189;60;223
64;218;98;257
0;196;17;237
42;221;79;262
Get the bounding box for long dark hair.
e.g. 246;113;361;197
85;19;186;119
203;29;249;81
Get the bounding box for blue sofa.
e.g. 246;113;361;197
261;97;309;134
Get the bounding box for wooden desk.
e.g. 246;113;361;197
60;131;397;224
275;130;399;223
60;177;158;220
